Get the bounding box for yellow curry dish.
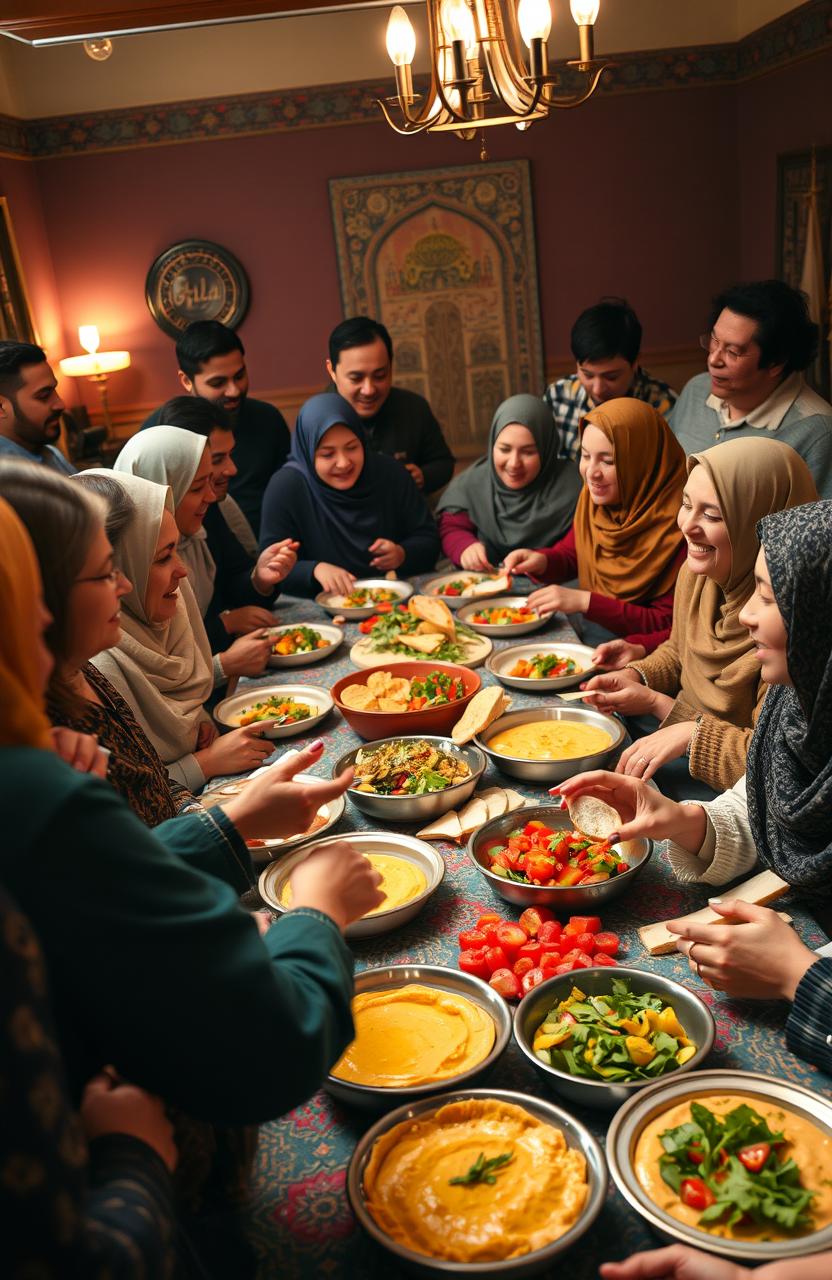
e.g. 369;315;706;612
487;720;613;761
280;853;427;917
331;985;495;1088
363;1096;588;1262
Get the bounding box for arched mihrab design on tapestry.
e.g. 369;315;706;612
329;161;544;455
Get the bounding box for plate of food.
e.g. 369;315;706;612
332;661;480;739
422;569;512;609
265;622;343;668
333;734;486;822
315;578;413;620
350;595;492;670
213;683;334;739
456;596;552;637
199;767;346;862
487;641;597;691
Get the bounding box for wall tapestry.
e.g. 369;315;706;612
330;160;544;455
777;146;831;400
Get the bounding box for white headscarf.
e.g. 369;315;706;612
114;425;217;614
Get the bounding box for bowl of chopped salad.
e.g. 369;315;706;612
214;683;334;739
333;735;486;822
266;622;344;668
456;597;552;637
422;570;512;609
487;642;597;692
315;578;413;620
332;662;481;740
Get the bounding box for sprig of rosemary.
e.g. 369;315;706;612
448;1151;514;1187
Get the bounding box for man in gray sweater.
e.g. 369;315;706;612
669;280;832;498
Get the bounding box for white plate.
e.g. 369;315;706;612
421;570;511;610
456;596;553;637
349;630;492;670
487;641;597;691
201;767;345;863
265;622;344;667
213;683;334;738
315;578;413;620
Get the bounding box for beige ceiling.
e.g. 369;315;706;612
0;0;804;119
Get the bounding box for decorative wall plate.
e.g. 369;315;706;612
145;239;249;338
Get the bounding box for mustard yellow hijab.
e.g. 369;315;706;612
0;498;53;751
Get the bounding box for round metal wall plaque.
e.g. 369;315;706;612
145;239;249;338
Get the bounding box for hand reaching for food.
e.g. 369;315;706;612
314;562;357;596
289;839;385;928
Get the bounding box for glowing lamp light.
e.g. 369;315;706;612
59;326;131;436
570;0;600;26
386;5;416;65
517;0;552;46
441;0;476;47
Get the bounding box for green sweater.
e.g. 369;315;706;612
0;747;355;1125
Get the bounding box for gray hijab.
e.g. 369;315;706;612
436;395;582;562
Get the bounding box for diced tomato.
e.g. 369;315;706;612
551;834;574;860
561;948;593;969
616;862;630;875
555;865;584;887
572;932;596;954
513;956;534;979
688;1144;705;1166
458;928;487;950
476;913;505;946
489;968;521;1000
539;951;563;974
484;945;510;974
592;953;618;967
538;920;563;944
517;906;552;937
526;852;556;884
495;922;528;960
523;819;547;836
680;1178;716;1212
539;941;564;959
516;941;542;965
738;1143;771;1174
458;948;489;979
554;960;577;974
521;966;545;994
490;850;515;872
593;931;620;956
565;915;602;935
561;1011;577;1025
507;835;531;855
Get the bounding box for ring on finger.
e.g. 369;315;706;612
689;941;703;978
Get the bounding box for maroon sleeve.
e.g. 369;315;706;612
537;525;579;582
584;572;678;641
621;628;670;653
439;510;479;565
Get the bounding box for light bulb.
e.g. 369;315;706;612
442;0;476;47
517;0;552;46
83;38;113;61
78;325;100;355
386;6;416;66
570;0;600;25
516;120;532;131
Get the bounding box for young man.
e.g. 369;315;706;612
544;299;677;461
669;279;832;498
142;321;289;531
326;316;455;495
0;341;75;474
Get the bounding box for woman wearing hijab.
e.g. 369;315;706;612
559;500;832;1076
436;394;582;570
582;437;818;793
504;399;687;648
259;393;440;598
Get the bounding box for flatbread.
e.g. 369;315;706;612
367;671;392;697
479;786;508;820
502;788;530;813
404;632;445;654
379;697;406;712
342;684;379;711
416;810;463;842
408;594;457;639
458;795;489;838
567;795;621;841
461;572;511;598
451;686;510;745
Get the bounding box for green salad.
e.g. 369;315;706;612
367;608;475;664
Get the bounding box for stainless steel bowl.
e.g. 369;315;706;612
265;621;344;667
333;735;486;822
486;641;597;691
347;1086;607;1276
456;597;552;637
315;577;413;619
474;704;625;783
326;965;512;1111
466;803;651;909
213;682;334;739
422;570;511;610
514;966;714;1111
607;1069;832;1262
258;832;445;939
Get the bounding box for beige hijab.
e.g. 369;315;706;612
90;471;214;766
675;437;818;722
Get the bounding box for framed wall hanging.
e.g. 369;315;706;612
145;239;249;339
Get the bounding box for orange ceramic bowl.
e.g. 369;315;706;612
332;661;481;740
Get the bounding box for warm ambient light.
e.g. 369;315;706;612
78;324;100;355
59;327;131;436
386;5;416;66
517;0;552;47
441;0;476;47
570;0;600;25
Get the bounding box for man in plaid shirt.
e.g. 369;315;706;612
543;298;677;460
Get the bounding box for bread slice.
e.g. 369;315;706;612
451;686;510;745
458;795;489;838
403;632;445;654
416;809;463;842
460;572;512;598
502;788;530;813
567;795;621;841
408;595;456;640
479;786;508;820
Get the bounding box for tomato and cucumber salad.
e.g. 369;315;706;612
482;818;629;887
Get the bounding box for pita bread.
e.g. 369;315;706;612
567;795;621;841
367;671;392;697
342;684;380;711
478;787;508;820
403;632;445;654
458;795;489;838
408;595;456;640
416;810;463;842
379;697;406;712
502;788;530;813
460;572;511;598
451;686;510;745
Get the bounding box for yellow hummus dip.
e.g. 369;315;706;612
331;985;495;1088
363;1097;588;1261
488;719;612;761
635;1092;832;1242
281;852;426;917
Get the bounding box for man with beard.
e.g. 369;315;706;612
141;321;290;531
0;342;74;474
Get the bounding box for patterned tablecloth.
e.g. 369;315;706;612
234;586;831;1279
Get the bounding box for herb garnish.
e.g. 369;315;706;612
449;1151;514;1187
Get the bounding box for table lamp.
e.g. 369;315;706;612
59;325;131;436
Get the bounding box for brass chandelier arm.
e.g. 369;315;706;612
547;62;608;108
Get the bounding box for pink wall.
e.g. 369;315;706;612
0;155;63;356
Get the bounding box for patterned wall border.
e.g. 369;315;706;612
1;0;830;160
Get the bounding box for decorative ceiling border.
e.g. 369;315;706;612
1;0;829;160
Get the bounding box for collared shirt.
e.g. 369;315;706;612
543;366;677;460
705;370;820;436
0;435;76;474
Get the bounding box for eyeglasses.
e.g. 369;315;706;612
699;333;754;363
74;569;120;586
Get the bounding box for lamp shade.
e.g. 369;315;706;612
59;351;131;377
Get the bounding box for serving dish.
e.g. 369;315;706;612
606;1069;832;1262
315;577;413;619
473;705;625;783
265;622;343;668
347;1086;606;1276
514;967;714;1110
213;682;334;739
467;803;651;909
422;570;512;610
350;630;492;671
456;596;552;638
200;766;346;862
333;735;486;822
332;661;481;740
486;642;597;692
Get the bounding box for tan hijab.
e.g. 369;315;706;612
572;399;686;601
675;437;818;721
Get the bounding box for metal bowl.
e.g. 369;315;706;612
333;735;486;822
213;682;334;740
236;769;344;863
456;596;553;638
327;965;512;1111
259;832;445;939
315;577;413;619
265;621;343;667
347;1086;607;1276
466;803;651;909
474;705;625;783
487;641;597;691
422;570;511;610
332;661;481;741
607;1069;832;1262
514;967;714;1111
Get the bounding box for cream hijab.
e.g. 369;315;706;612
114;425;216;614
90;471;214;766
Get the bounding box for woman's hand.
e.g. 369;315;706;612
289;839;385;929
601;1243;750;1280
459;541;493;571
528;584;590;616
50;727;109;779
580;669;658;717
223;740;355;840
554;770;707;848
502;548;547;577
616;722;696;781
592;639;648;669
368;538;405;571
221;631;273;677
81;1070;178;1174
669;900;819;1001
253;538;299;592
221;605;275;636
314;562;356;596
195;723;276;778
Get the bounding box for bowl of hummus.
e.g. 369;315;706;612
258;832;445;939
607;1069;832;1262
474;706;625;783
326;965;512;1110
348;1088;606;1275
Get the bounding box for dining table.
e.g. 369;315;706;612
229;579;832;1279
